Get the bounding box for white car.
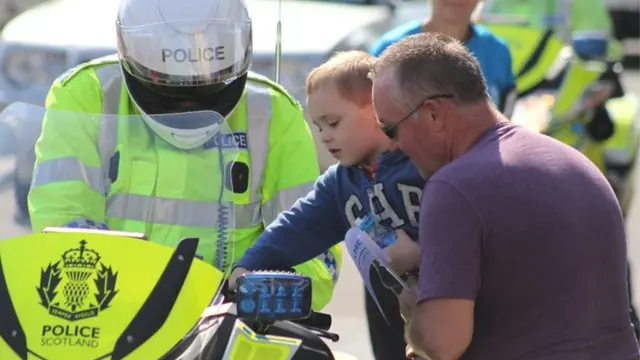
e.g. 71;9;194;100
0;0;47;29
0;0;426;218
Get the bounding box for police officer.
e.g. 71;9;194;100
478;0;626;104
27;0;342;310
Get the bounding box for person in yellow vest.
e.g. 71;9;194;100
26;0;342;310
478;0;623;61
477;0;625;141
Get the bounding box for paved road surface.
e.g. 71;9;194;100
0;71;639;359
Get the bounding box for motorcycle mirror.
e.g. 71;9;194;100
235;271;313;323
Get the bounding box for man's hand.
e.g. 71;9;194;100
228;267;250;290
400;276;424;359
401;274;475;360
398;274;419;321
384;229;421;274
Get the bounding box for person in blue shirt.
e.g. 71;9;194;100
230;50;425;359
371;0;517;119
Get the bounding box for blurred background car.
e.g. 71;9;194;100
0;0;46;30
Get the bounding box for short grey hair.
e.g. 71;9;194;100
369;32;489;113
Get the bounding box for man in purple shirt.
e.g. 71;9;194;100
370;32;640;359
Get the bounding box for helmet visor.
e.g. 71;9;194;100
117;19;252;87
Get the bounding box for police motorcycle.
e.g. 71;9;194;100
0;102;357;360
478;16;640;217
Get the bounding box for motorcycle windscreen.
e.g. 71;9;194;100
0;102;242;359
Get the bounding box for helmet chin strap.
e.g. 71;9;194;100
170;134;211;150
153;120;217;150
129;91;242;150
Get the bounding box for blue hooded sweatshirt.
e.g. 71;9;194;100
236;150;425;273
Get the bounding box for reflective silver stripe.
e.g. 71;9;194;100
558;0;573;41
605;149;636;165
572;30;609;39
30;65;122;193
97;74;274;228
502;88;518;119
244;81;273;203
261;182;314;225
316;249;340;284
106;193;262;228
95;64;123;194
31;157;103;192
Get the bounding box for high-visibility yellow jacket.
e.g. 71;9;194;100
28;54;343;310
479;0;623;62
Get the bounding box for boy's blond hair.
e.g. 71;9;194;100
305;50;375;108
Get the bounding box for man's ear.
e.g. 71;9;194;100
425;101;447;133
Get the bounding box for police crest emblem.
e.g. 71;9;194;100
37;240;119;321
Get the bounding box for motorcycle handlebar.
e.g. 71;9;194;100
221;279;333;331
292;310;332;331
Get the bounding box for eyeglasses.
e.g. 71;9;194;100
381;94;454;139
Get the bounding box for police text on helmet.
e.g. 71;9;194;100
161;47;226;63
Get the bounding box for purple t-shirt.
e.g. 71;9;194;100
417;122;639;359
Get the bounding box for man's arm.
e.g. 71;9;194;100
28;71;107;233
248;90;344;309
407;180;481;360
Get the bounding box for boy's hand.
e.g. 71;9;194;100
228;267;249;290
384;229;421;274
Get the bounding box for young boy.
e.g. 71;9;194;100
230;51;425;357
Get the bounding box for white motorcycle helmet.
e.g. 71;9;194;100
116;0;252;150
